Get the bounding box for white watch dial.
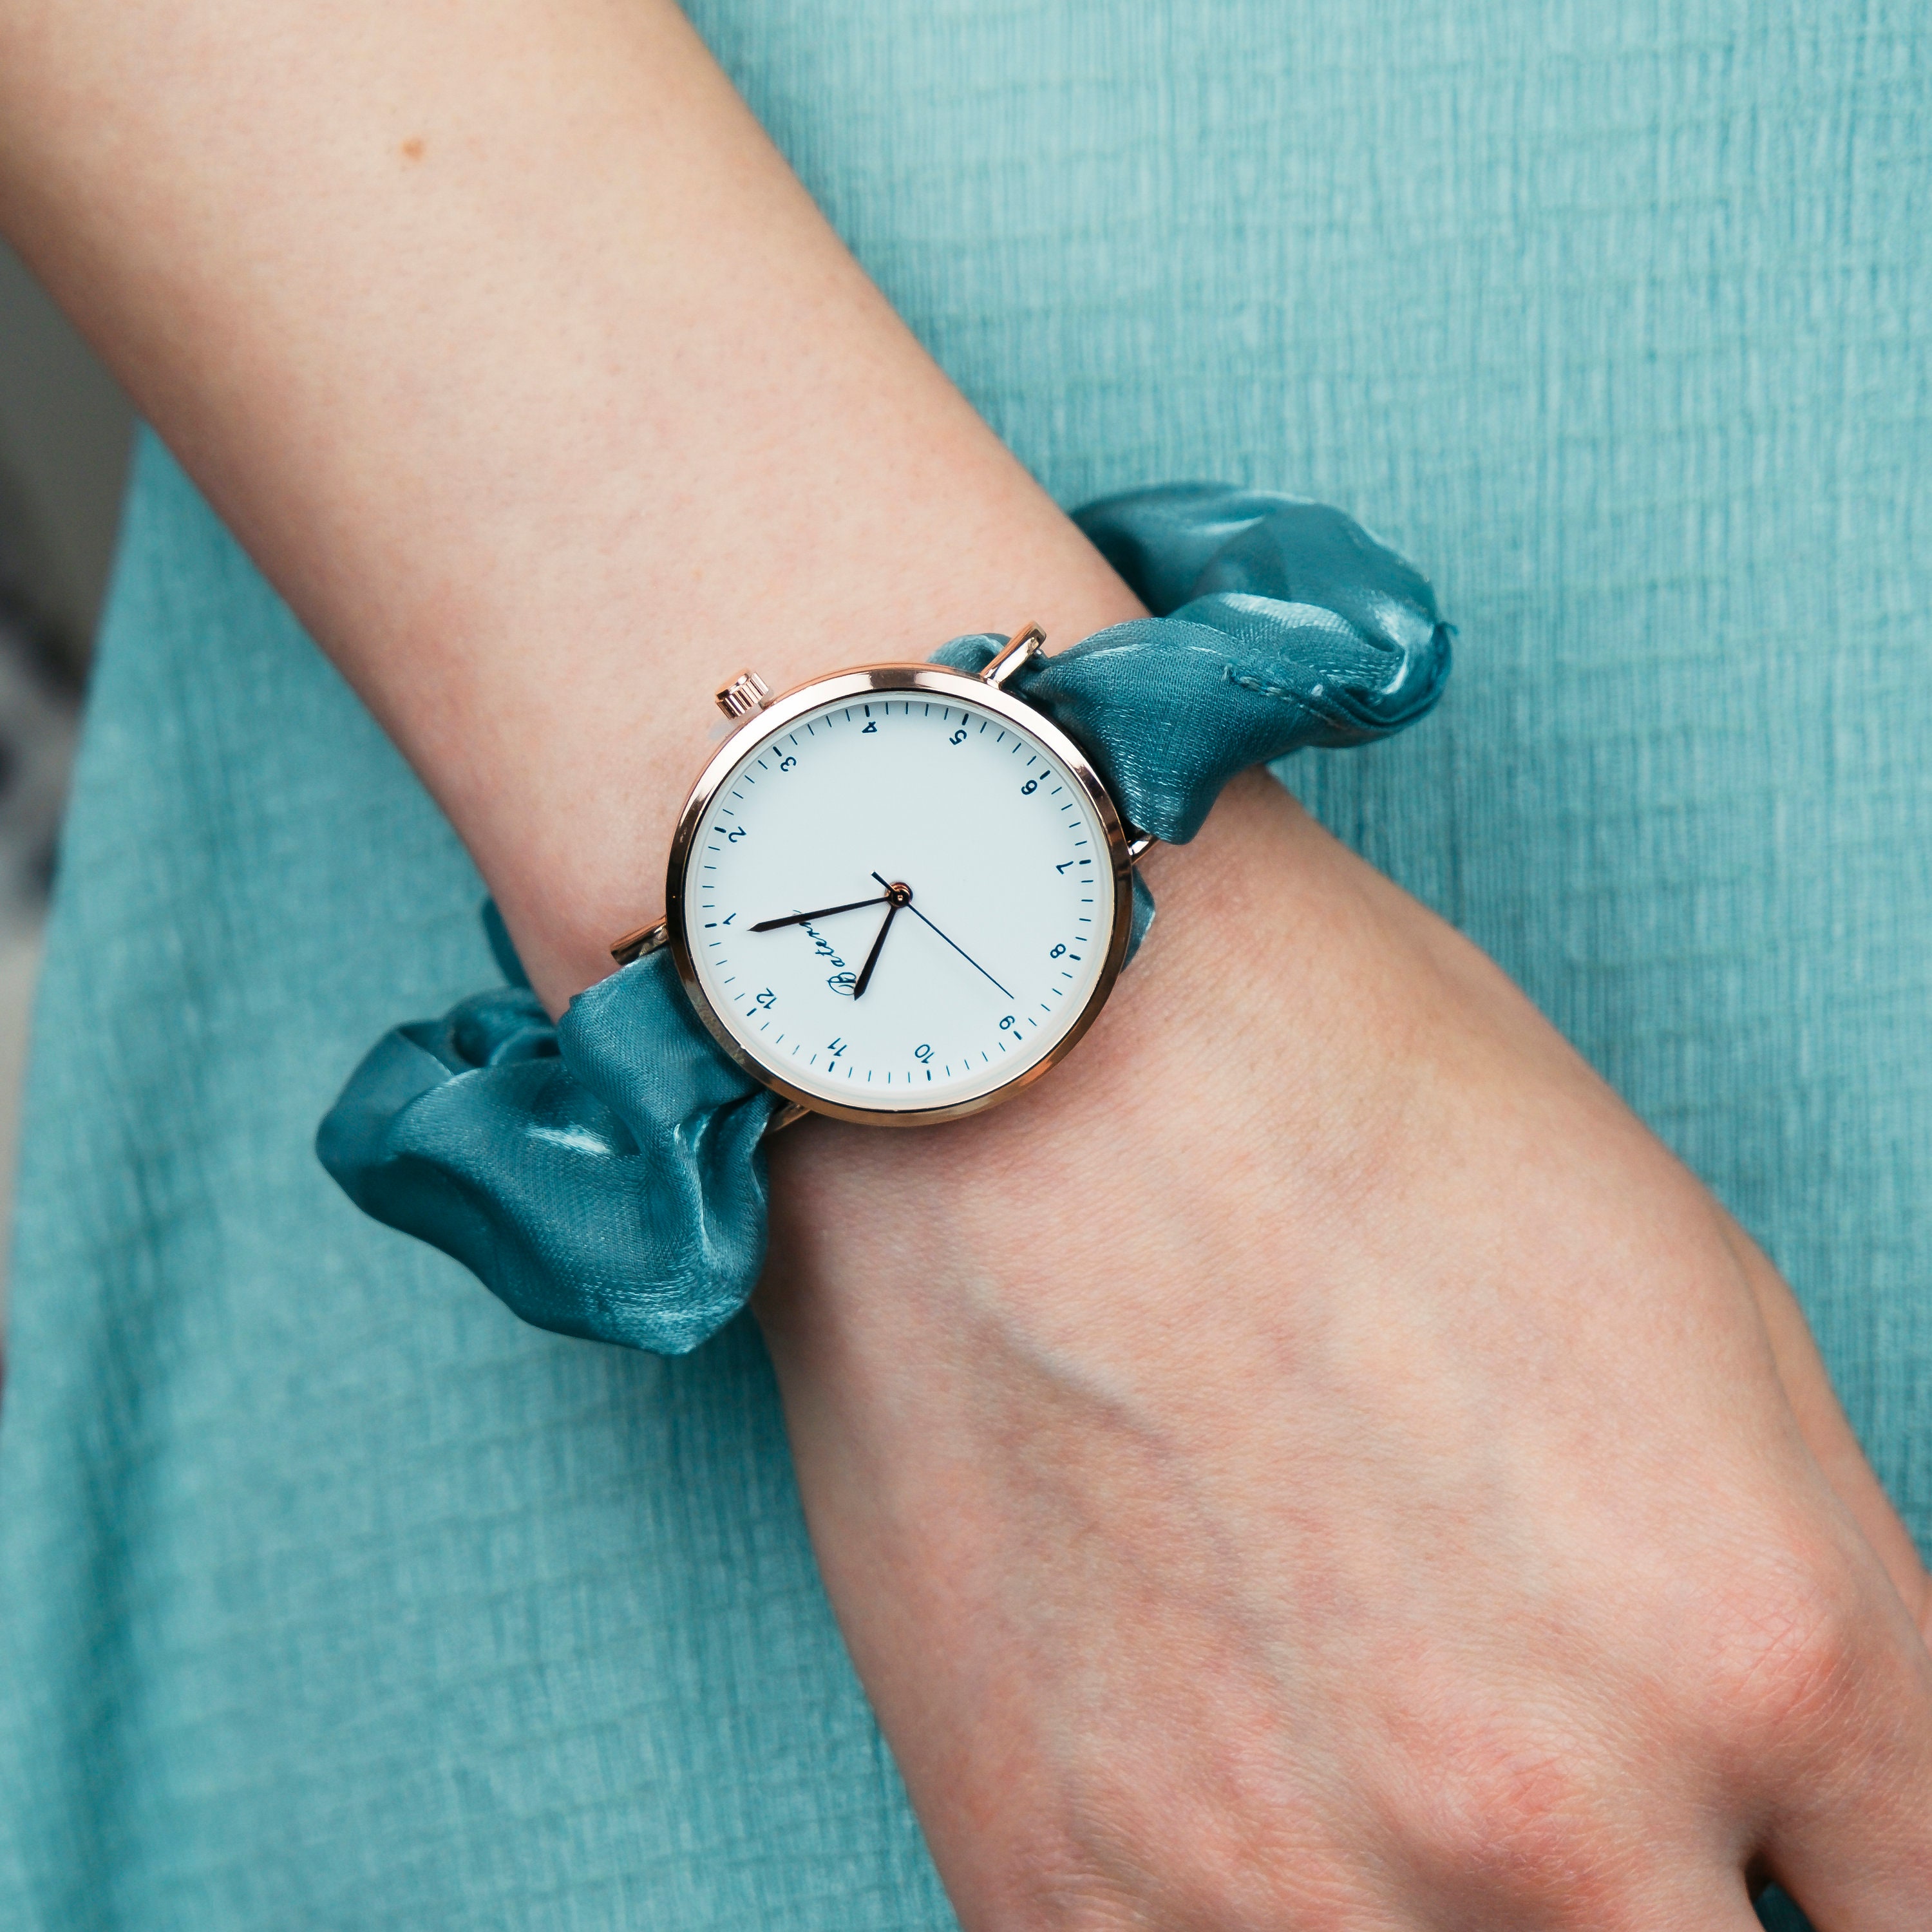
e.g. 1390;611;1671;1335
677;679;1121;1115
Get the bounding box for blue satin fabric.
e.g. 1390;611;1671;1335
318;483;1449;1354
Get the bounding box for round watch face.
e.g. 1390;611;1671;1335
667;665;1132;1122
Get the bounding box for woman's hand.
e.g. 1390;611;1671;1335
764;772;1932;1928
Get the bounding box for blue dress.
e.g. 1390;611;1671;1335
1;2;1925;1925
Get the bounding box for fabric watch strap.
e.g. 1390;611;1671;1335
317;483;1452;1354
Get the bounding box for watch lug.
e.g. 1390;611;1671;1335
980;622;1046;688
715;670;772;721
1126;829;1158;864
609;916;670;967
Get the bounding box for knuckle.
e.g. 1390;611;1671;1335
1700;1562;1868;1743
998;1760;1372;1932
1396;1712;1629;1913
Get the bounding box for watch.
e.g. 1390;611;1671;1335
317;482;1454;1358
607;625;1150;1126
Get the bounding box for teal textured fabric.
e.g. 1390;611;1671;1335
2;3;1927;1927
318;485;1449;1358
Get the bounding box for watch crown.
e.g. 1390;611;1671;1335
715;670;772;721
609;916;669;967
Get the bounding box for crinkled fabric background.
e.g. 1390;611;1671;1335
1;3;1926;1927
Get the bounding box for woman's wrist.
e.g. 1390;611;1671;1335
488;549;1147;1016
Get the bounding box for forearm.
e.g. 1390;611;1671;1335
0;0;1140;1009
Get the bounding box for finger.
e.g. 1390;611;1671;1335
1592;1876;1769;1932
1716;1206;1931;1645
1756;1591;1932;1930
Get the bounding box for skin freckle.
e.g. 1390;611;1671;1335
401;137;424;161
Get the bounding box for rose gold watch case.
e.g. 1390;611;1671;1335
659;661;1137;1127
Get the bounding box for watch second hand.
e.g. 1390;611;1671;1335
750;893;889;933
868;871;1017;1002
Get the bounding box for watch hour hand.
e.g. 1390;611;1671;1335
751;893;889;933
852;878;913;999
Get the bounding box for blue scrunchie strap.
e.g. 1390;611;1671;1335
317;951;784;1354
318;484;1450;1354
934;485;1450;844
